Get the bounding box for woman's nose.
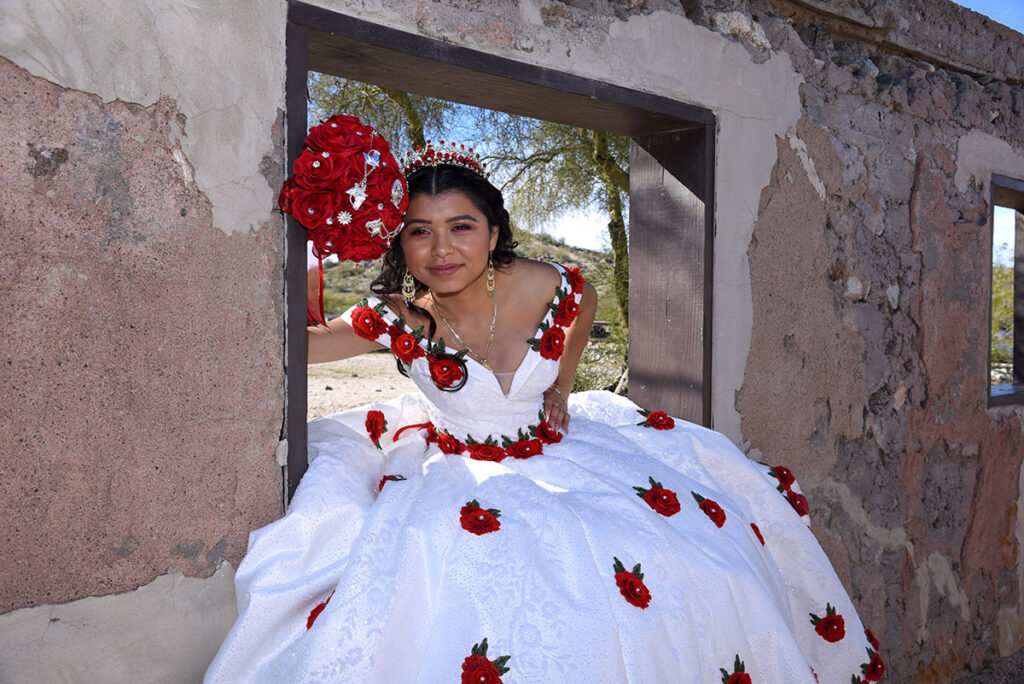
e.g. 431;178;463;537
431;231;454;257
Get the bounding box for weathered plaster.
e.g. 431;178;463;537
954;129;1024;194
0;0;286;235
0;57;283;610
0;565;236;683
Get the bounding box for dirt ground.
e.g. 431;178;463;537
307;351;417;420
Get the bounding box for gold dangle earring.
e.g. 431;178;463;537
486;253;495;296
402;268;416;305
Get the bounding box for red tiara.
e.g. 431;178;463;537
402;140;489;179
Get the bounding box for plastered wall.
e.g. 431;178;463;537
1;0;1023;681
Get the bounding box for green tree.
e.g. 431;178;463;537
991;261;1014;383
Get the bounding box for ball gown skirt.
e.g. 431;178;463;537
205;264;883;683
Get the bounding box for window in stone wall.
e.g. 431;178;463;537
989;174;1023;406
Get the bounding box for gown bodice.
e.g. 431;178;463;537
354;262;580;444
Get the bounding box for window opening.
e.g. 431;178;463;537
304;75;631;421
989;174;1024;406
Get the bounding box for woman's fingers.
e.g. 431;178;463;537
544;392;570;433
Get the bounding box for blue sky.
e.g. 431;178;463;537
954;1;1024;33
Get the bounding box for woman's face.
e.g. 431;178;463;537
401;190;499;297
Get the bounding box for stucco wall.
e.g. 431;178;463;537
2;0;1023;681
0;0;287;676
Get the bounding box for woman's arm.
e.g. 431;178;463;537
307;315;386;364
543;280;598;431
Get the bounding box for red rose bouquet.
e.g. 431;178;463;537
278;115;408;325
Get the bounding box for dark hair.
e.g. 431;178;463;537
370;164;518;389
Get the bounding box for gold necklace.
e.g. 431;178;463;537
429;290;497;370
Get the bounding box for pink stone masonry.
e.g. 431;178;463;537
0;57;284;611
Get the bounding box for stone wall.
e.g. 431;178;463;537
0;0;1021;681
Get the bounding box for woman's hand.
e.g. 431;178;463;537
543;384;570;433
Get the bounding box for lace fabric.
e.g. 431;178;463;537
206;263;878;684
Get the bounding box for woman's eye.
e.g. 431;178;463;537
452;223;472;232
408;227;430;236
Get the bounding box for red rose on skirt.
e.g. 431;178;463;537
726;674;752;684
460;501;501;535
461;654;502;684
306;594;331;630
787;490;810;516
772;465;795;489
535;420;563;444
750;522;765;546
553;296;579;327
865;628;880;651
614;571;651;609
644;486;681;517
507;438;543;459
365;410;387;448
537;326;565;360
863;653;885;681
467;443;506;462
699;498;727;528
565;266;585;294
350;305;388;340
429;356;464;388
815;613;846;642
391;332;424;363
644;410;675;430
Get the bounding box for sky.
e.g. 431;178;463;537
548;1;1022;254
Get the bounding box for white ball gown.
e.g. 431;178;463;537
205;263;884;683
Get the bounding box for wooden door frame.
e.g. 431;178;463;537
284;1;716;497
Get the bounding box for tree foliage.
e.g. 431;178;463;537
990;262;1014;382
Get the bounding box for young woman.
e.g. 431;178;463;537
206;158;883;683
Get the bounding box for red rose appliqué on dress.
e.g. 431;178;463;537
809;603;846;642
692;491;727;528
612;557;652;609
306;592;333;630
390;332;424;363
428;355;465;389
637;408;675;430
787;490;810;516
365;409;387;449
536;325;565;360
553;296;579;327
461;638;510;684
377;474;406;491
860;647;885;681
770;465;795;489
633;476;681;517
750;522;765;546
720;654;751;684
460;500;501;535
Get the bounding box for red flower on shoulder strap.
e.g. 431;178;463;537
613;557;652;608
565;266;585;294
810;603;846;642
350;303;389;340
461;638;510;684
720;654;752;684
787;490;810;516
